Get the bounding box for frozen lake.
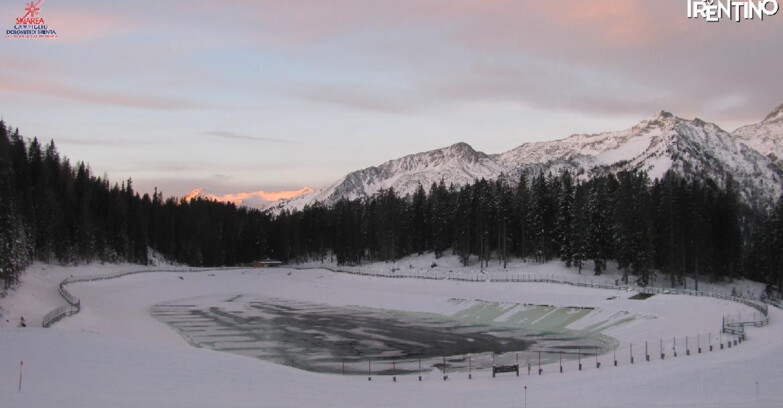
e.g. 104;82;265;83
152;295;611;375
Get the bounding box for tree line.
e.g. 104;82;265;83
2;122;782;295
281;171;748;288
0;122;272;288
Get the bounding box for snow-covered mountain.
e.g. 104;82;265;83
273;107;783;212
733;103;783;170
496;111;782;207
184;187;314;210
269;142;506;212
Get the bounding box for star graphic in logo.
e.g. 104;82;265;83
22;0;43;19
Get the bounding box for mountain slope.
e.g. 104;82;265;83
184;187;314;210
273;108;783;212
733;103;783;170
271;142;506;212
496;111;783;207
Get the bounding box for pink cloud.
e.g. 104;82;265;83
48;10;139;42
0;76;206;110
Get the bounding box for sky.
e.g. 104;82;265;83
1;0;782;198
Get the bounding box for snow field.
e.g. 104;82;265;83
1;258;780;408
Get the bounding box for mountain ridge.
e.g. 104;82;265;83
247;106;783;213
734;104;783;170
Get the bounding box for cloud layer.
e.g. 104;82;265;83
2;0;781;196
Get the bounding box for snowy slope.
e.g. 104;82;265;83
497;111;783;207
275;108;783;212
734;104;783;171
1;261;782;408
270;142;506;212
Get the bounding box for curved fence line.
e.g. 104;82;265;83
38;263;772;384
42;267;241;327
292;266;770;333
43;264;770;334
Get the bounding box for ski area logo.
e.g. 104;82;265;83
5;0;59;39
687;0;779;21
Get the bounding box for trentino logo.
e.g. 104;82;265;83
687;0;779;22
5;0;59;39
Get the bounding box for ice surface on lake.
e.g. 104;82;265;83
152;295;615;374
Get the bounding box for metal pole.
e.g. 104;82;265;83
595;346;599;368
342;360;345;376
393;359;397;382
524;385;527;408
368;359;372;381
538;351;542;375
579;347;582;371
469;355;472;380
419;359;422;381
443;356;447;381
560;351;563;373
18;361;23;392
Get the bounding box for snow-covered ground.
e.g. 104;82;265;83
1;256;781;408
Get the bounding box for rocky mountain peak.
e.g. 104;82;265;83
762;103;783;124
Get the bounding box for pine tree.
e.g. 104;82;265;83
513;173;531;260
0;122;30;288
428;180;451;258
555;171;575;267
571;182;589;273
411;183;429;255
586;175;613;275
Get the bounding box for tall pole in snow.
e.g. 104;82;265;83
19;361;23;392
443;356;447;381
